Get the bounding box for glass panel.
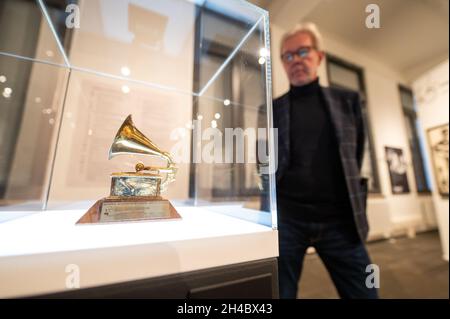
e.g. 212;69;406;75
0;0;68;66
0;0;275;228
46;68;193;207
197;1;265;94
0;54;70;210
42;0;266;95
191;11;272;226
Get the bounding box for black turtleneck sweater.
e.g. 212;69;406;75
277;79;352;222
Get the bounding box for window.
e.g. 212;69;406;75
399;85;432;193
326;55;381;193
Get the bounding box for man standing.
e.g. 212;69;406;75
273;23;378;299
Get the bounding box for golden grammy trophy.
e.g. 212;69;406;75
77;115;181;224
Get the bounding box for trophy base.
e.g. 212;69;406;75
76;196;181;224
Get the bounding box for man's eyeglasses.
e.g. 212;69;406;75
281;47;315;63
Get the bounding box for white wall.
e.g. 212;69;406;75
269;23;438;240
413;60;449;261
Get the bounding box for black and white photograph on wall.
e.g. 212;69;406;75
427;124;449;198
385;147;410;194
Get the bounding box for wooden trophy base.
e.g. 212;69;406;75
76;196;181;224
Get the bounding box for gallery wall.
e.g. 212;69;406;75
413;60;449;260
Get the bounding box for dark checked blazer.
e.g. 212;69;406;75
259;86;369;241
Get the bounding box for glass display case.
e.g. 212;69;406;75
0;0;278;298
0;0;277;297
0;0;277;227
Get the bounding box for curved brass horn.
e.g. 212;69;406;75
109;115;176;193
108;115;174;166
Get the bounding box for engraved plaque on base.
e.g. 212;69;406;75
76;196;180;224
101;200;169;221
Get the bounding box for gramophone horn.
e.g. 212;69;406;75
108;115;173;165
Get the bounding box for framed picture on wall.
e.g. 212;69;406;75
427;124;449;198
385;147;410;194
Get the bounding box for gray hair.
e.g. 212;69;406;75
280;22;324;55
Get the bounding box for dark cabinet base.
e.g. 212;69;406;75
38;258;279;299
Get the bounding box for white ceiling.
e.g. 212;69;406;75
249;0;449;81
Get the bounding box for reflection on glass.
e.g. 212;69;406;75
0;54;69;210
0;0;275;228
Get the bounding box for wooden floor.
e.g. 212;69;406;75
298;230;449;299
